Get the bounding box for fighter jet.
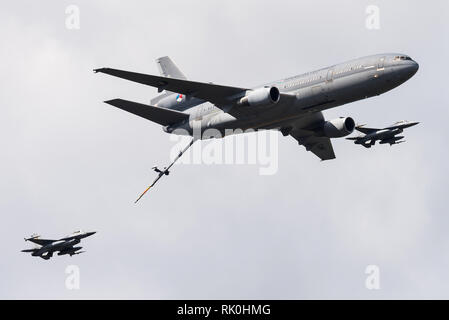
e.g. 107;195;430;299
95;54;419;201
346;120;419;148
21;230;96;260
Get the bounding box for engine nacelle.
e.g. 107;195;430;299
323;117;355;138
238;87;280;107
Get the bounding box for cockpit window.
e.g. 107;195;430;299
394;56;412;61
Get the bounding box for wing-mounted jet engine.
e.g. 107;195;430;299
237;87;280;107
322;117;356;138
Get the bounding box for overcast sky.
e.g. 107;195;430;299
1;0;448;299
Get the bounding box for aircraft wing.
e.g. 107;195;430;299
290;132;336;161
355;126;378;135
25;237;55;246
289;112;336;161
94;68;297;118
94;68;247;107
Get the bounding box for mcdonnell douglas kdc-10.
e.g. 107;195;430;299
95;54;419;201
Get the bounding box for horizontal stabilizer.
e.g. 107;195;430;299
21;249;38;253
105;99;189;126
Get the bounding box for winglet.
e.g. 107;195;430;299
93;68;107;74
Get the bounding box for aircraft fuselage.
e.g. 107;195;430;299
165;54;418;136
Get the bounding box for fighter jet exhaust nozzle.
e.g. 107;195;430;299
238;87;280;107
323;117;356;138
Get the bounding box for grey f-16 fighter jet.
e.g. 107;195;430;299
95;54;419;201
347;120;419;148
21;230;96;260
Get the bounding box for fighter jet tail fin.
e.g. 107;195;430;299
105;99;189;127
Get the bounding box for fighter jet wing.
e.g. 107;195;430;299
355;126;378;135
25;237;55;246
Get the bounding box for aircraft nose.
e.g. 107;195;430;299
405;60;419;78
410;60;419;74
396;60;419;82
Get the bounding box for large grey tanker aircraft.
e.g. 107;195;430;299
95;54;418;201
21;230;96;260
347;120;419;148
